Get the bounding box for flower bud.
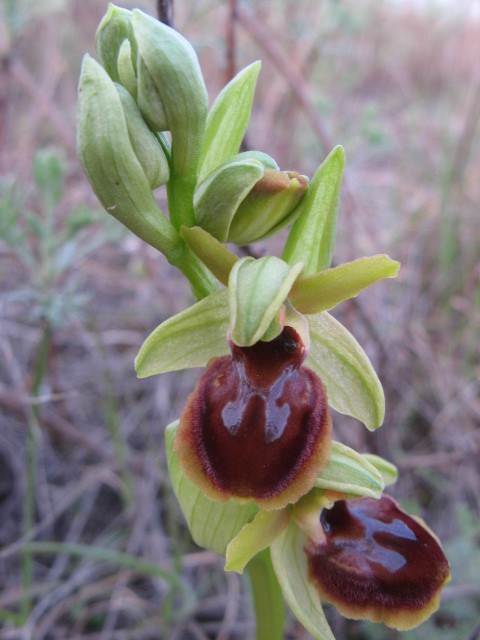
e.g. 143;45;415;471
194;154;308;246
175;326;332;510
305;495;450;630
131;9;208;177
77;55;176;256
96;4;137;84
229;168;308;245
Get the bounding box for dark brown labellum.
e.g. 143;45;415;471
175;326;332;509
306;495;451;630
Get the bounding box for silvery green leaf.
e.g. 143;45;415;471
225;509;290;574
135;289;229;377
362;454;398;486
198;61;261;182
229;257;304;346
290;255;400;315
270;520;336;640
165;421;258;555
282;145;345;274
194;159;264;242
307;312;384;430
315;441;384;498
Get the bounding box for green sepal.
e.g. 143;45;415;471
194;159;264;242
117;39;137;98
165;421;258;555
270;520;336;640
225;509;290;574
229;257;304;347
181;226;237;286
198;61;261;182
290;255;400;314
282;145;345;274
307;311;385;430
132;9;208;177
362;454;398;487
315;441;384;498
116;83;169;189
135;289;229;377
96;4;137;83
77;55;179;260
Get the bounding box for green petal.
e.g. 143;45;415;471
290;255;400;315
165;421;258;555
315;441;384;498
307;312;384;430
282;145;345;274
270;520;336;640
225;509;290;574
229;257;304;346
198;61;261;182
362;454;398;487
181;226;237;286
194;159;264;242
135;289;229;377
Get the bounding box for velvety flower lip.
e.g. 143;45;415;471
305;495;451;631
175;326;332;510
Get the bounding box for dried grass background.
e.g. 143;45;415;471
0;0;479;638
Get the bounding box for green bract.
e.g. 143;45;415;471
282;145;345;274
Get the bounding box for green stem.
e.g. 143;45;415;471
247;549;285;640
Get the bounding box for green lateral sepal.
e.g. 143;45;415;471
135;289;229;377
270;520;336;640
315;441;384;498
362;454;398;487
165;421;258;555
306;312;385;430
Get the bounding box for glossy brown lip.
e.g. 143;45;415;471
305;495;451;630
175;326;332;510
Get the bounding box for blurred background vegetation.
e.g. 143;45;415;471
0;0;479;638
